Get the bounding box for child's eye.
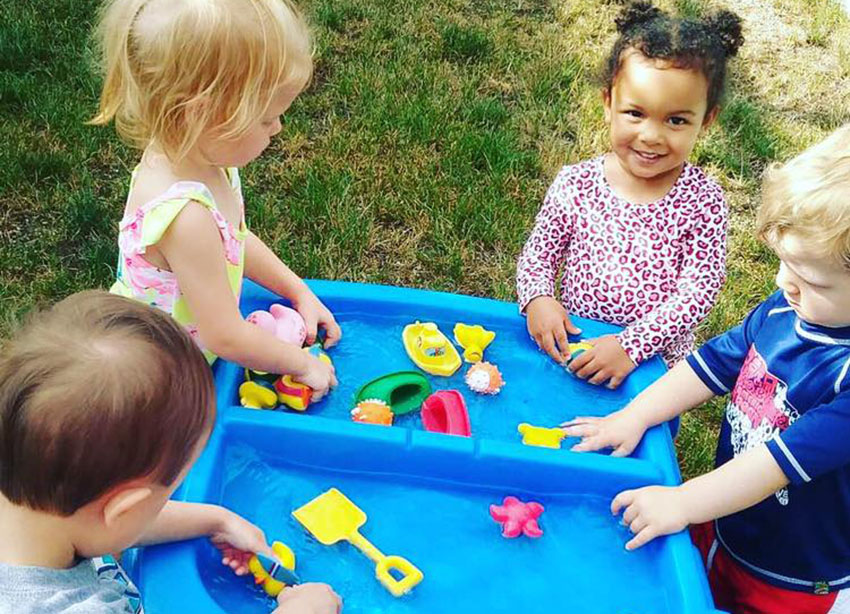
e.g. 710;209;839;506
668;116;689;126
624;110;643;118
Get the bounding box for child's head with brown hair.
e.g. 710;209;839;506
757;124;850;328
0;291;215;555
90;0;313;164
599;1;744;188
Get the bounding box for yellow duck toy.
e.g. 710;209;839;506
453;323;496;363
247;541;299;597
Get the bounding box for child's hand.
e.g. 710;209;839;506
210;508;274;576
298;354;338;402
274;583;342;614
292;287;342;348
560;407;647;456
567;335;635;388
612;485;689;550
525;296;582;364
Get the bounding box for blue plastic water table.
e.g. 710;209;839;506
130;280;724;614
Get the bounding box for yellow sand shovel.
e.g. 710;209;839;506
292;488;424;597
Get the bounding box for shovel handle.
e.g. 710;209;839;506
376;555;424;597
349;532;424;597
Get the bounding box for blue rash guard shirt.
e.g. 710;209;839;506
686;290;850;594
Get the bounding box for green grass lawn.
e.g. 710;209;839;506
2;0;849;479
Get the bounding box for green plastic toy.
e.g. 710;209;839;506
354;371;432;415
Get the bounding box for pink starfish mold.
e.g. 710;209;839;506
489;496;544;539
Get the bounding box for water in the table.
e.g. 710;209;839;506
204;444;669;614
229;310;635;441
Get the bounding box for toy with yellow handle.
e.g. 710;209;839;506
293;488;424;597
248;541;300;597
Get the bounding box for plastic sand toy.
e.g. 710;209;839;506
354;371;431;415
402;321;462;376
351;399;394;426
421;390;471;436
293;488;424;597
276;344;333;411
247;541;299;597
465;361;504;395
239;381;278;410
247;304;307;347
453;323;495;363
517;423;566;449
489;496;545;539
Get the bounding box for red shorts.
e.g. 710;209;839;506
690;522;850;614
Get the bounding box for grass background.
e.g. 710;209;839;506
2;0;849;478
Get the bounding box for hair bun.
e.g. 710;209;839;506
706;10;744;57
615;1;664;34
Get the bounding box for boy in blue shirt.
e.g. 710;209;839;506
563;124;850;613
0;292;340;614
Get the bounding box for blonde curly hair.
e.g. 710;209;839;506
90;0;312;161
758;124;850;269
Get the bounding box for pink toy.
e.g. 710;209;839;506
489;496;544;539
421;390;471;437
247;304;307;347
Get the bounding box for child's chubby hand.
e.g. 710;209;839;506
209;507;275;576
291;286;342;348
274;583;342;614
612;485;690;551
525;296;582;364
560;407;647;457
297;354;338;402
567;334;635;389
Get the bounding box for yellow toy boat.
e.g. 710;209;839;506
453;323;495;363
402;321;462;377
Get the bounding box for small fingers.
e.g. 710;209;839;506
588;368;611;386
540;332;564;364
621;504;639;525
560;423;599;438
554;327;571;362
607;375;624;390
323;318;343;348
610;442;634;458
570;437;605;453
302;313;319;345
563;314;582;335
626;526;659;550
611;490;634;515
567;350;593;374
574;356;601;379
629;516;648;535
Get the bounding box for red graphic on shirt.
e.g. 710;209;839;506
731;348;791;431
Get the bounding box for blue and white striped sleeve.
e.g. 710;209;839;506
766;391;850;484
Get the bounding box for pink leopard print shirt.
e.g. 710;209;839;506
517;155;728;366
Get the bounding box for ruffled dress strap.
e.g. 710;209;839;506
111;168;247;363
